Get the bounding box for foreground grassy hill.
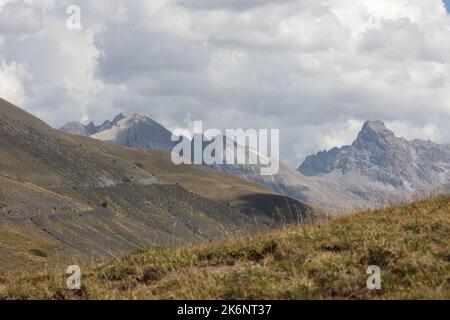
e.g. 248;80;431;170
0;195;448;300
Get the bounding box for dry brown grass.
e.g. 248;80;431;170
0;195;449;300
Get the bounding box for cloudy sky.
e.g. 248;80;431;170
0;0;450;167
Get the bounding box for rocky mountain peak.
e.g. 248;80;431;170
60;121;88;136
362;120;392;134
298;120;450;203
84;121;98;135
358;120;394;138
128;113;154;123
61;113;127;136
112;113;126;124
353;120;396;150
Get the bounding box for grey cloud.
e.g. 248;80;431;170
0;0;449;168
95;28;208;84
0;1;43;35
176;0;296;11
359;18;449;63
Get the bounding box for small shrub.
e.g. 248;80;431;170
29;249;47;258
100;265;136;281
138;267;167;284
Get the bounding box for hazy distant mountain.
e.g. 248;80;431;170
63;115;361;212
203;135;365;213
62;113;176;151
298;121;450;205
91;113;177;150
61;113;126;136
63;116;450;212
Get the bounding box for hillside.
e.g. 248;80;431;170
1;195;448;300
0;98;317;273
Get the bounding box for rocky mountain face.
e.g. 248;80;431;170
62;113;175;150
61;113;126;136
298;121;450;206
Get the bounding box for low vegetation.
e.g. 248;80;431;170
0;195;449;300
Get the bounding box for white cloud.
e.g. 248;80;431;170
0;0;449;167
0;61;31;105
387;121;442;142
0;1;43;34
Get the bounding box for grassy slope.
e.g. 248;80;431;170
0;195;449;300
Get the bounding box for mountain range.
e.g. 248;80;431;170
62;115;362;212
62;114;450;212
1;97;448;273
299;120;450;206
